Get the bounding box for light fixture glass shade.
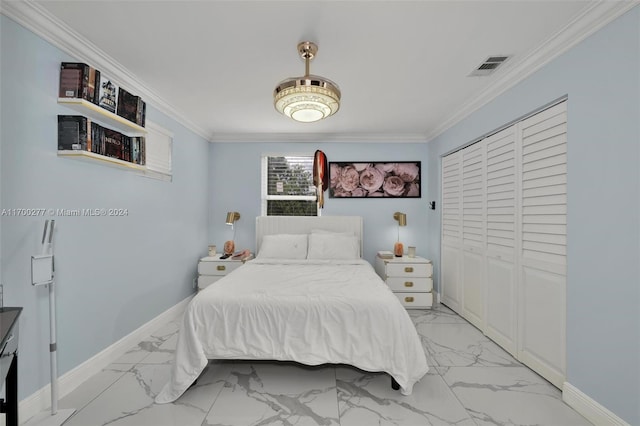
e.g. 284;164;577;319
274;76;341;123
225;211;240;225
274;41;341;123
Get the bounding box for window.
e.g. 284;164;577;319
261;155;318;216
143;120;173;181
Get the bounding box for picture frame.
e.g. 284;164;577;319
328;162;421;198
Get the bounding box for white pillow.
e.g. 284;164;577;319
307;233;360;260
257;234;308;259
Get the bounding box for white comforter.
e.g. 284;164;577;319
155;259;428;403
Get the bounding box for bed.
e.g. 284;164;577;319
155;216;428;404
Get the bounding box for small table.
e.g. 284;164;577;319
374;255;433;309
1;307;22;426
197;254;253;291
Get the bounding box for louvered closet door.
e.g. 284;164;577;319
518;101;567;388
441;151;462;312
461;142;486;329
484;126;518;355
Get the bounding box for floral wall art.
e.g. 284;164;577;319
329;162;421;198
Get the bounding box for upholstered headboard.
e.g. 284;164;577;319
255;216;363;257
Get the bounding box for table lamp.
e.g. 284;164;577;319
224;212;240;256
393;212;407;257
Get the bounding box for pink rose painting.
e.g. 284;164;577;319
329;162;421;198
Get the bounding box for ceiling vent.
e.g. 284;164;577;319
469;55;511;77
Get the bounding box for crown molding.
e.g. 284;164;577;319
2;1;637;145
425;1;639;142
0;0;211;141
209;132;428;143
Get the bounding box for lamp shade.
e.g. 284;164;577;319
225;212;240;225
274;76;341;123
393;212;407;226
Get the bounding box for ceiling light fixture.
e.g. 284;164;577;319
274;41;341;123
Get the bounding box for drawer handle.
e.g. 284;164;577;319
404;281;414;287
404;296;414;303
404;267;414;273
217;265;226;271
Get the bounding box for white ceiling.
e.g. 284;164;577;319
8;1;633;142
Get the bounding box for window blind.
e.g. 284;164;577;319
262;155;317;216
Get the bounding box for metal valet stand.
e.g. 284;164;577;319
25;220;75;426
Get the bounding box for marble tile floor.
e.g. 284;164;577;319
50;304;591;426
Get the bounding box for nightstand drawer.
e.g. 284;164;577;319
386;262;432;277
198;261;242;276
387;277;433;292
395;292;433;309
197;275;223;290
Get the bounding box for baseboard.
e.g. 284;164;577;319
563;382;630;426
18;295;193;424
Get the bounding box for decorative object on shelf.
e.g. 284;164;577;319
408;246;416;258
208;245;216;257
223;212;241;258
329;162;421;198
313;150;328;208
274;41;341;123
97;73;119;114
393;212;407;257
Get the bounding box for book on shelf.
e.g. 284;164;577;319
59;62;99;103
121;136;131;163
139;136;146;166
97;73;119;114
58;115;92;151
129;136;145;165
102;127;123;160
377;251;394;259
117;87;146;127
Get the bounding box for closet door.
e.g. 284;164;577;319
461;141;486;329
518;101;567;387
484;126;518;355
441;151;462;312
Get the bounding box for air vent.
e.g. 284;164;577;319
469;55;511;76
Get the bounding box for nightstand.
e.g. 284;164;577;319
374;255;433;309
197;255;252;291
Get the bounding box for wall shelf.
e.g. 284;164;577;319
57;150;146;172
57;98;146;137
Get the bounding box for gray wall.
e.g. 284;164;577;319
208;142;430;265
0;16;210;399
424;8;639;424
